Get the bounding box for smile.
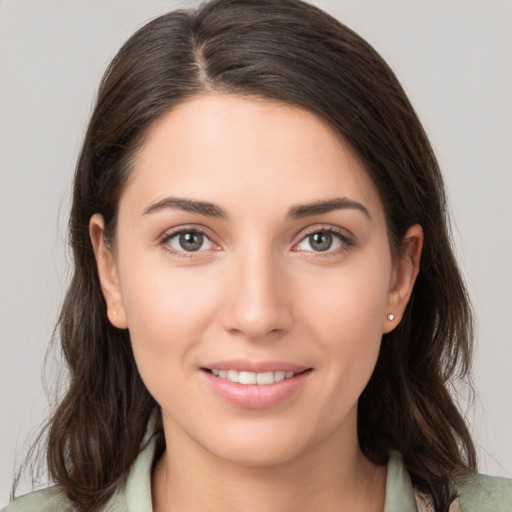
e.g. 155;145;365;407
203;367;313;409
208;369;297;385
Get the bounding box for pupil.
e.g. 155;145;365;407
310;231;332;251
179;232;203;251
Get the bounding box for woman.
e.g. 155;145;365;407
4;0;511;511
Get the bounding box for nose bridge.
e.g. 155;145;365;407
221;238;292;339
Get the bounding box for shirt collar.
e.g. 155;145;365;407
125;437;156;512
384;451;419;511
124;439;418;511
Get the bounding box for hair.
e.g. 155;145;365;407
19;0;476;510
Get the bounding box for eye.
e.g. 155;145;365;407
295;229;347;253
165;230;214;253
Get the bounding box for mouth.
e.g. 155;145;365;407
203;368;309;385
201;365;313;409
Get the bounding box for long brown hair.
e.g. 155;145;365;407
19;1;476;510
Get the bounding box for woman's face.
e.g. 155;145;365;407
92;94;421;466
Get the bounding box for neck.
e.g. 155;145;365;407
152;422;386;512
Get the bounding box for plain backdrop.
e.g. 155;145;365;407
1;0;511;506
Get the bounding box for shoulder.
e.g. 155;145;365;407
1;487;73;512
1;483;128;512
1;437;157;512
458;472;512;512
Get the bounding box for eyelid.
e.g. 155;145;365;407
292;224;355;254
159;224;221;257
158;223;216;242
295;224;353;242
157;223;355;258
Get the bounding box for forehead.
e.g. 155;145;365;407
123;94;385;223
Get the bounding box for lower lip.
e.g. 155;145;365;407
202;370;312;409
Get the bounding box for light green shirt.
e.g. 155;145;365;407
3;439;512;511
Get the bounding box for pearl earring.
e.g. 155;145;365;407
387;314;395;321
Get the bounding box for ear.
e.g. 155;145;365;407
382;224;423;334
89;214;128;329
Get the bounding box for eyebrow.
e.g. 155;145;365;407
143;197;227;219
142;196;370;221
287;197;371;220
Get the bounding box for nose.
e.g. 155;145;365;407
220;248;294;341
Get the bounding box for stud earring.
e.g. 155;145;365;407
113;310;117;316
387;313;395;321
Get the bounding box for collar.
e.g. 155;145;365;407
384;451;419;511
123;439;418;511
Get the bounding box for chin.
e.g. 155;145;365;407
210;440;306;468
195;418;325;468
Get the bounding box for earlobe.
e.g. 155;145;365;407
383;224;423;334
89;214;128;329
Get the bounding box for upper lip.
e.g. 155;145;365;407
201;360;310;373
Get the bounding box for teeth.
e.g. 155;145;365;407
239;371;257;385
256;371;274;385
209;369;298;385
274;371;285;382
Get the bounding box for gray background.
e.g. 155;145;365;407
1;0;511;505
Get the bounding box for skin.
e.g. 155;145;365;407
90;94;423;512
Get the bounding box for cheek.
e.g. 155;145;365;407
299;252;392;393
301;253;392;340
118;256;220;375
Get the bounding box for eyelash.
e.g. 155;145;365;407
293;226;355;256
159;225;354;258
160;226;218;259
